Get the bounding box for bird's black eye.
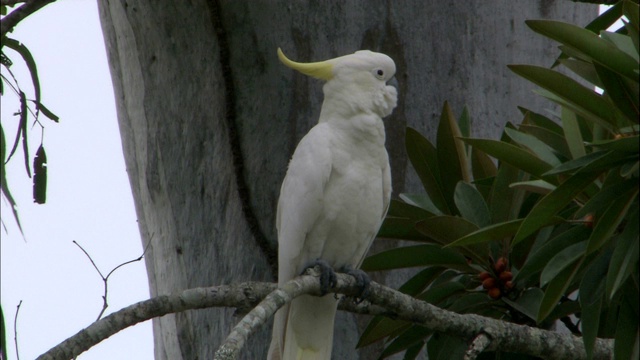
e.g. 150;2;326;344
377;69;384;77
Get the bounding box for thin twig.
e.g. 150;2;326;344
1;1;27;6
73;237;151;321
13;300;22;360
72;241;104;278
0;0;57;38
1;1;25;6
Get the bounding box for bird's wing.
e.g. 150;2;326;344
269;125;333;360
276;124;333;284
356;153;392;269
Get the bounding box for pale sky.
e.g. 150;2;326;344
1;1;153;359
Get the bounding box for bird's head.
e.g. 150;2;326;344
278;48;398;118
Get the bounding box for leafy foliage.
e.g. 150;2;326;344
361;2;639;359
1;34;59;233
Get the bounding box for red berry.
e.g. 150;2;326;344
488;287;502;299
583;214;595;229
494;257;508;273
504;281;514;290
478;271;492;281
482;278;496;289
499;271;513;282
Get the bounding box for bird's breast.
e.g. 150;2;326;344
308;146;387;268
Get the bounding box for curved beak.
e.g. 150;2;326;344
277;48;334;80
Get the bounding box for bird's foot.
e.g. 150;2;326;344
302;259;337;296
340;265;371;303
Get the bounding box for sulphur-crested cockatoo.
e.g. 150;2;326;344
268;48;397;360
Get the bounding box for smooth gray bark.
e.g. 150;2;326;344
97;1;595;359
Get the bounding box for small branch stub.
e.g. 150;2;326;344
465;333;492;360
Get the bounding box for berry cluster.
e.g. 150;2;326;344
478;257;513;299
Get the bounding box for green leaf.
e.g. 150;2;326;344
403;342;425;360
620;160;639;177
580;250;611;360
540;241;587;287
606;206;639;300
458;106;471;138
415;216;487;264
502;288;544;321
586;1;623;34
0;125;24;235
586;187;638;254
462;138;553;179
399;193;442;216
33;145;47;204
447;219;522;247
398;267;445;297
361;244;470;272
437;102;470;212
601;30;639;62
518;123;572;160
625;0;639;30
589;135;639;153
561;107;586;159
545;299;582;326
543;150;610;176
405;127;450;214
509;65;617;129
378;326;431;359
504;128;562;167
3;38;41;109
470;147;497;180
448;292;492;313
0;124;4;164
453;181;490;227
470;147;496;201
559;58;602;88
29;100;59;122
489;161;521;223
358;316;411;348
525;20;638;82
509;179;556;195
19;91;30;178
387;199;433;219
513;170;600;245
575;177;638;219
516;226;591;284
377;217;425;241
518;107;564;135
537;258;583;323
417;281;466;305
614;294;640;360
594;63;639;125
427;334;467;360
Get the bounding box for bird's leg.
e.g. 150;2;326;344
340;265;371;303
301;258;337;296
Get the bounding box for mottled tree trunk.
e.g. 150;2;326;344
97;1;595;359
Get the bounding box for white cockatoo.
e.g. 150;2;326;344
267;48;397;360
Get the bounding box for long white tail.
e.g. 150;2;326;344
268;294;338;360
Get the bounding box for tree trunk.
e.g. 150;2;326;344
97;1;595;359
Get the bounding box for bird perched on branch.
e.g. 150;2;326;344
268;48;397;360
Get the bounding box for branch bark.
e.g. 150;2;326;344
36;274;614;360
0;0;57;38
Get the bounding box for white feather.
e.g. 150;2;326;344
269;49;397;360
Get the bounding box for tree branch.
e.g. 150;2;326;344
36;274;614;360
0;0;57;38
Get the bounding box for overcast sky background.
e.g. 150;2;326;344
0;2;616;360
1;1;153;359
